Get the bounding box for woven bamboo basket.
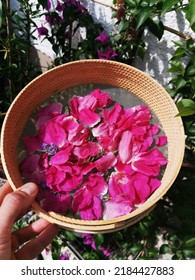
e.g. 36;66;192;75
1;60;185;233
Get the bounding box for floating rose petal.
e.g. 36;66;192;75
36;102;63;129
156;135;167;146
95;152;117;172
103;196;133;220
73;142;101;159
80;196;102;220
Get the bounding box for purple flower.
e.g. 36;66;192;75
97;47;118;60
37;25;49;38
96;31;109;44
56;0;65;12
59;253;70;260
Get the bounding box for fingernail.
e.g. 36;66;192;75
21;183;37;196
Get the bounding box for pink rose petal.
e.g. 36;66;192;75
156;136;167;146
103;196;133;220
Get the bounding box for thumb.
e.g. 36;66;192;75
0;182;38;232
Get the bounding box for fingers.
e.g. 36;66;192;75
0;181;13;205
12;218;53;251
14;223;59;260
0;183;38;245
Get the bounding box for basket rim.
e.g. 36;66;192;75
0;59;185;230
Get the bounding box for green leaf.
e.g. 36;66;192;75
94;234;104;247
147;18;164;40
161;0;179;16
118;19;129;33
186;0;195;28
83;252;100;260
184;235;195;247
129;244;143;254
186;65;195;76
136;7;151;30
177;99;195;116
160;244;171;254
64;231;77;241
125;0;136;7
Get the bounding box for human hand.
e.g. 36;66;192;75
0;181;58;260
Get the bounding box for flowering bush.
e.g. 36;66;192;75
19;88;167;221
37;0;117;65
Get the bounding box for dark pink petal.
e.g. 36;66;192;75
73;142;101;159
133;173;151;204
23;135;42;154
132;149;168;176
59;164;83;192
46;166;65;191
149;177;161;192
86;173;107;197
102;102;122;124
81;162;95;175
49;146;72;165
72;187;93;214
39;189;72;213
92;122;110;138
95;152;117;172
90;88;112;108
80;196;102;220
103;196;133;220
39;120;66;148
39;153;49;172
156;136;167;146
118;130;133;164
36;102;62;129
69;96;80;119
108;172;136;200
116;108;134;131
79;94;97;111
19;154;45;184
68;125;89;146
79;108;100;127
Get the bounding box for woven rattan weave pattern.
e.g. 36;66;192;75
1;60;185;233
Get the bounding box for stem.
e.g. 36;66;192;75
164;25;193;41
3;0;14;102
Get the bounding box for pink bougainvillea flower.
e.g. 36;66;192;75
95;152;117;172
38;188;72;213
59;253;70;260
19;154;45;184
73;142;101;159
82;234;96;250
156;135;167;146
97;47;118;60
36;102;63;129
103;196;133;220
37;25;48;38
95;31;109;44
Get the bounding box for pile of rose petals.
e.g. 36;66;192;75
20;89;168;220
